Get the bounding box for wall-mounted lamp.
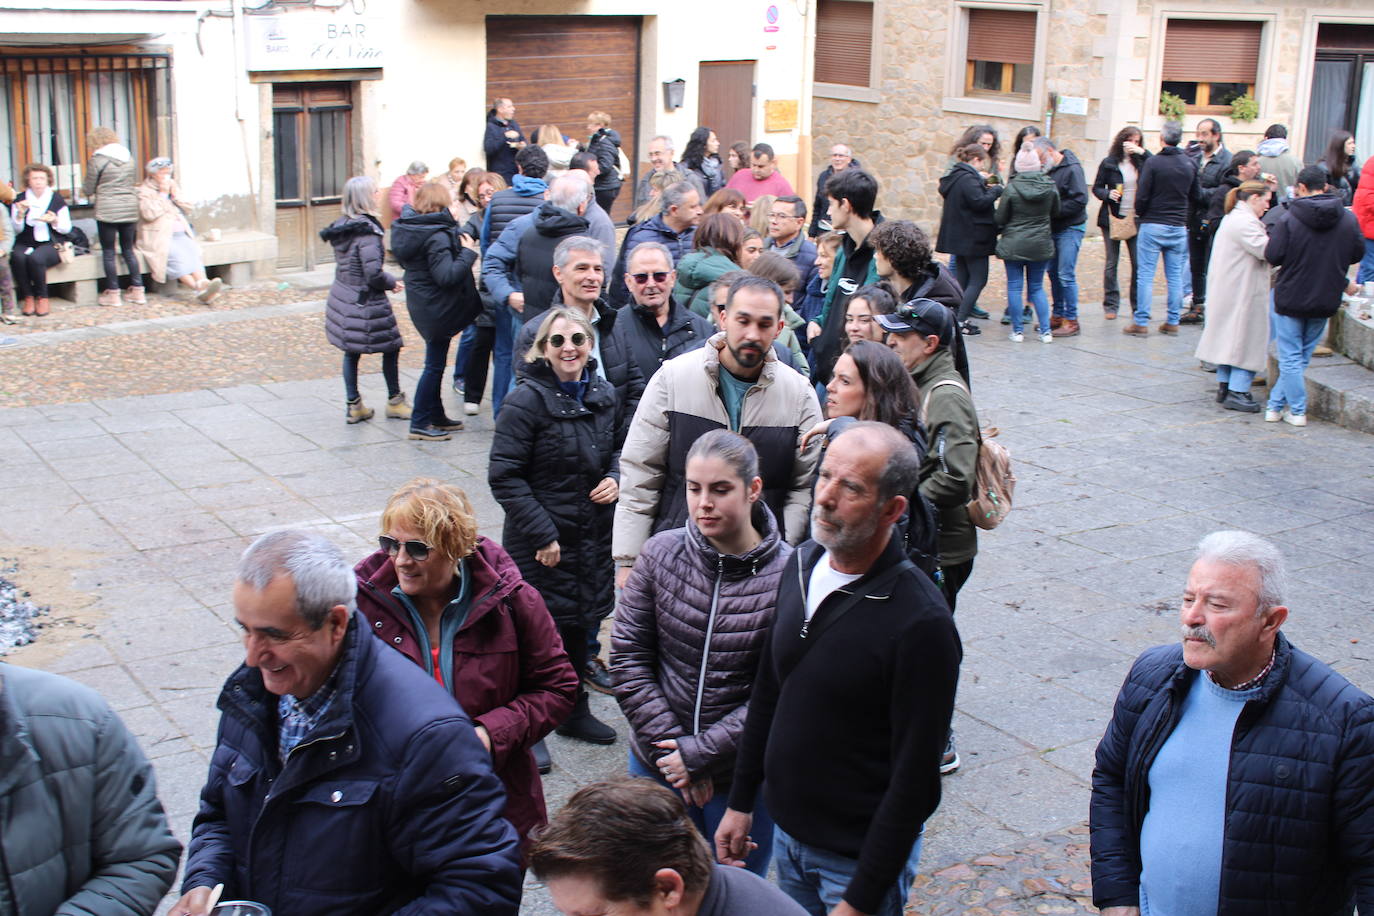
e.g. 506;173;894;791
662;79;686;111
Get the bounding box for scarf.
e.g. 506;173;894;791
21;189;55;243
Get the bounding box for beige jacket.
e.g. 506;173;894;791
135;178;194;283
1195;205;1272;372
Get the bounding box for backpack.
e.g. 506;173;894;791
922;378;1015;530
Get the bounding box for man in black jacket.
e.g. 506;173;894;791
1036;138;1089;337
1090;530;1374;916
807;168;882;387
717;423;961;916
809;144;858;237
1128;121;1202;337
614;241;714;382
608;181;702;307
483;97;526;185
1264;165;1365;426
1182;119;1233;322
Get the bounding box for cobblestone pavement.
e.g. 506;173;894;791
3;282;1373;914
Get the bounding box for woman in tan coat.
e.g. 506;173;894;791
1195;179;1273;413
135;157;221;304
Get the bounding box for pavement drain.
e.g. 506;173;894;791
0;560;49;654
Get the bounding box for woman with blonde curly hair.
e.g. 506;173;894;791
354;476;577;847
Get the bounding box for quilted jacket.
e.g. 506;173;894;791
1090;633;1374;914
611;503;791;787
0;663;180;916
320;214;402;354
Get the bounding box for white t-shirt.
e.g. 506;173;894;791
805;552;864;622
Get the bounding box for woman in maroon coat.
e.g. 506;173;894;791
354;477;577;849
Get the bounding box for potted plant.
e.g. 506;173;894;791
1159;91;1187;120
1230;93;1258;122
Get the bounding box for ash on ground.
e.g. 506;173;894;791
0;560;48;654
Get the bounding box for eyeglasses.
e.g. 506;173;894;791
630;271;670;285
768;212;799;221
548;332;588;348
378;535;433;561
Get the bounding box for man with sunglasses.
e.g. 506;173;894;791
614;241;715;383
172;529;522;916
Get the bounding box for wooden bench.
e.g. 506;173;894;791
44;230;278;304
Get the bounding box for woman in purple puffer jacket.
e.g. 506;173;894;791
611;429;791;876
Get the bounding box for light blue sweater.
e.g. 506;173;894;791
1139;673;1262;916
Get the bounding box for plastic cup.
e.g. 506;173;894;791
211;903;271;916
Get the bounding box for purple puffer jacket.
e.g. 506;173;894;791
611;503;791;788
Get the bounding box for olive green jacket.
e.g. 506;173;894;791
914;348;979;565
995;171;1060;263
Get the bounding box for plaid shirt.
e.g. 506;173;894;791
277;669;341;764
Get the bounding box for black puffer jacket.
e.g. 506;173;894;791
1090;634;1374;915
320;215;401;354
612;504;791;788
514;294;645;417
587;127;623;193
389;206;480;342
517;203;591;324
488;359;627;629
936;162;1003;256
613;297;715;383
1266;192;1364;319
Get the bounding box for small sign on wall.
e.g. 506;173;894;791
244;9;384;71
765;100;798;132
1056;95;1089;116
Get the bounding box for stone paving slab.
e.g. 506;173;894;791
1;303;1372;914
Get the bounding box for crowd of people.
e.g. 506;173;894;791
5;102;1374;916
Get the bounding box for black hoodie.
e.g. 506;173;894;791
516;201;591;324
1046;149;1089;233
390;205;480;341
1265;192;1364;319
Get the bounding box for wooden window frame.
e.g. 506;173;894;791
1148;12;1274;130
814;0;883;104
943;2;1046;120
1163;80;1257;115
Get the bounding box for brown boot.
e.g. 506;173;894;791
1049;315;1065;330
124;286;146;305
1122;323;1149;337
1051;319;1080;337
20;297;34;316
1158;322;1179;336
34;298;50;317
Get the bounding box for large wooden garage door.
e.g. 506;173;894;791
486;15;641;224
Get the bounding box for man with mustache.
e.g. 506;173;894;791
614;275;821;588
1090;530;1374;916
715;422;960;916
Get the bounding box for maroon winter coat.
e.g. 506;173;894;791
611;503;791;790
354;537;577;846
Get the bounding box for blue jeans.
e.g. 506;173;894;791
1005;260;1051;334
774;825;923;916
627;751;774;876
1216;365;1254;393
1268;313;1328;417
1049;228;1084;320
1359;238;1374;284
452;324;476;384
491;308;519;416
411;334;453;429
1135;223;1188;326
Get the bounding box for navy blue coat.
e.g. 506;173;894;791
1090;634;1374;915
183;614;523;915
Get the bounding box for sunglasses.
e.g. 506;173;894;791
378;535;433;561
630;271;670;284
548;332;588;348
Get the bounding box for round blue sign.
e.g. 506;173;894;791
766;5;779;23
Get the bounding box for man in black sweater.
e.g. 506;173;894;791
1128;121;1202;337
717;422;961;916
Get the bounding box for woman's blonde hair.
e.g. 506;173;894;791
1224;179;1270;215
87;126;119;151
448;156;466;172
587;110;612;129
749;194;776;236
632;171;676;224
525;307;596;363
534;124;564;146
380;478;479;562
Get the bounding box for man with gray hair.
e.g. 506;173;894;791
613;240;715;383
1091;530;1374;916
608;179;702;306
1126;120;1203;336
483;172;593;326
716;422;960;916
387;160;428;222
635;134;706;207
171;529;522;916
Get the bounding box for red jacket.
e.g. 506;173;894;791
354;537;577;846
1354;154;1374;239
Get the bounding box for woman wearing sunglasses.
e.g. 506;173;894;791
489;308;628;746
353;477;577;853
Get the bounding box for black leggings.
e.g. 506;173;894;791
10;242;61;299
594;187;621;217
97;221;142;292
463;324;496;405
954;255;990;322
342;350;401;402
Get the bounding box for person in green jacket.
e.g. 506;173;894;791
995;144;1061;342
675;213;744;316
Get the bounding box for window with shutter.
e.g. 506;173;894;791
1161;19;1262;112
965;8;1037;98
815;0;874;88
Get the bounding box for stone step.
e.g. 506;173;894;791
1291;308;1374;433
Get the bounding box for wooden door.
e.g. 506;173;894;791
273;83;352;271
486;15;641;223
698;61;755;156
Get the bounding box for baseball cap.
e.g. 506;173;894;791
872;298;955;347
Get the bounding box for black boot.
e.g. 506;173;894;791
1222;390;1261;413
532;738;552;775
1216;382;1228;403
555;691;616;745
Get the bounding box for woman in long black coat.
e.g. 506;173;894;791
320;175;407;424
1091;126;1151;319
936;143;1003;332
489;307;627;746
390;181;482;440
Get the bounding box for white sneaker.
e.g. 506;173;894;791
1283;412;1307;427
1264;409;1283;423
1039;331;1053;343
1009;331;1024;343
463;402;480;416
